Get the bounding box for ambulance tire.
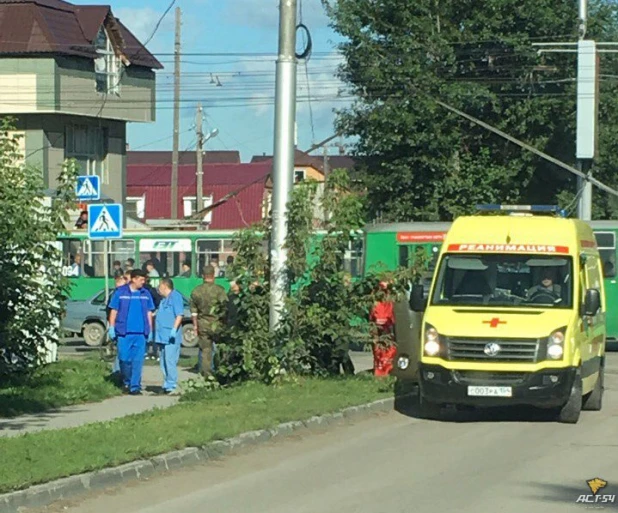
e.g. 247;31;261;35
583;359;604;411
555;369;582;424
419;395;442;420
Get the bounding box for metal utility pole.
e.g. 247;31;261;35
171;7;181;219
532;0;608;221
196;102;203;215
576;0;595;220
269;0;297;331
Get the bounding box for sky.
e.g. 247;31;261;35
71;0;352;162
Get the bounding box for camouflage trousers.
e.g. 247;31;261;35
197;331;215;378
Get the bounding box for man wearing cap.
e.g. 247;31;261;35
189;265;227;379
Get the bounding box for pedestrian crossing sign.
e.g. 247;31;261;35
88;204;123;239
76;175;100;201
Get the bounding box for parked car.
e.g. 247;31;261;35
62;290;198;348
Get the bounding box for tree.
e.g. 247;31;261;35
323;0;618;220
0;117;78;377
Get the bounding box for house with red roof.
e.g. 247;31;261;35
126;161;272;230
0;0;161;211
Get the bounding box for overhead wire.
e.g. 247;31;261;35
297;0;315;145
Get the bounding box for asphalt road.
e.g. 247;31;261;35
30;353;618;513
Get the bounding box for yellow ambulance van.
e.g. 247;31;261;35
407;205;606;423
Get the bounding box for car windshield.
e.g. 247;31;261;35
431;253;573;308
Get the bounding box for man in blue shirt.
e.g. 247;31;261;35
108;269;155;395
155;278;185;394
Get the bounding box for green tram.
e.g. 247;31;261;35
57;229;364;301
363;220;618;343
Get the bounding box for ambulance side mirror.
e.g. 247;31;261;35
409;283;426;312
583;288;601;316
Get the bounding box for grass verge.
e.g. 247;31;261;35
0;360;122;417
0;375;393;494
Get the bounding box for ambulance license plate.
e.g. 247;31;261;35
467;386;512;397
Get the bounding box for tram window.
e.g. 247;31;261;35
82;240;128;277
344;239;363;277
428;245;440;272
110;240;135;276
59;238;84;277
594;232;616;278
196;239;236;278
398;246;409;268
138;239;192;278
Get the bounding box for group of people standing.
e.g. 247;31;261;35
106;265;228;395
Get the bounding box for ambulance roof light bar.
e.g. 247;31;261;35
475;204;568;217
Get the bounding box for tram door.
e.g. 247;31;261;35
594;231;618;342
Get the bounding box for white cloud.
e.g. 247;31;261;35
224;0;330;29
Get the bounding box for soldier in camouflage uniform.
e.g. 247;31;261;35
190;265;227;378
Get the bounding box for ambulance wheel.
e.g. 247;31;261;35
583;359;604;411
83;321;105;347
181;323;198;348
555;369;582;424
419;395;442;420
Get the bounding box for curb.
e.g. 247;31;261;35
0;397;396;513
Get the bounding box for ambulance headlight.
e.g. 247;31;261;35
547;327;566;360
424;325;441;356
547;344;564;359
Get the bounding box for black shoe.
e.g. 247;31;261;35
129;390;142;396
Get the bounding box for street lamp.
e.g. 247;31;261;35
204;128;219;144
196;119;219;220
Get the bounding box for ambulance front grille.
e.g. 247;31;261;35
446;337;540;363
452;371;528;386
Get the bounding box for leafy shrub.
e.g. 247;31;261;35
0;117;78;377
212;168;429;384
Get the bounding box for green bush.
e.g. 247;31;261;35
212;169;428;385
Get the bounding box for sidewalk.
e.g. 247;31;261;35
0;365;192;439
0;351;374;439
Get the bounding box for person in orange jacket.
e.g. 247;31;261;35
369;281;397;376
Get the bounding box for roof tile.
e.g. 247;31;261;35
0;0;162;69
127;162;271;187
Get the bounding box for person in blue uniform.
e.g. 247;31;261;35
155;278;184;394
108;269;155;395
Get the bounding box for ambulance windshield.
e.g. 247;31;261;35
430;253;573;308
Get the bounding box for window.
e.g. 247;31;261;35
183;197;197;217
65;125;108;183
183;195;213;221
92;291;106;305
139;238;191;280
59;238;85;277
398;244;441;291
196;239;236;278
294;170;306;183
203;195;213;224
262;191;272;218
126;196;145;219
94;27;121;95
594;232;616;278
398;244;441;269
81;239;135;277
431;253;573;309
344;239;363;277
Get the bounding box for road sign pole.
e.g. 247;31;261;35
104;239;110;320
